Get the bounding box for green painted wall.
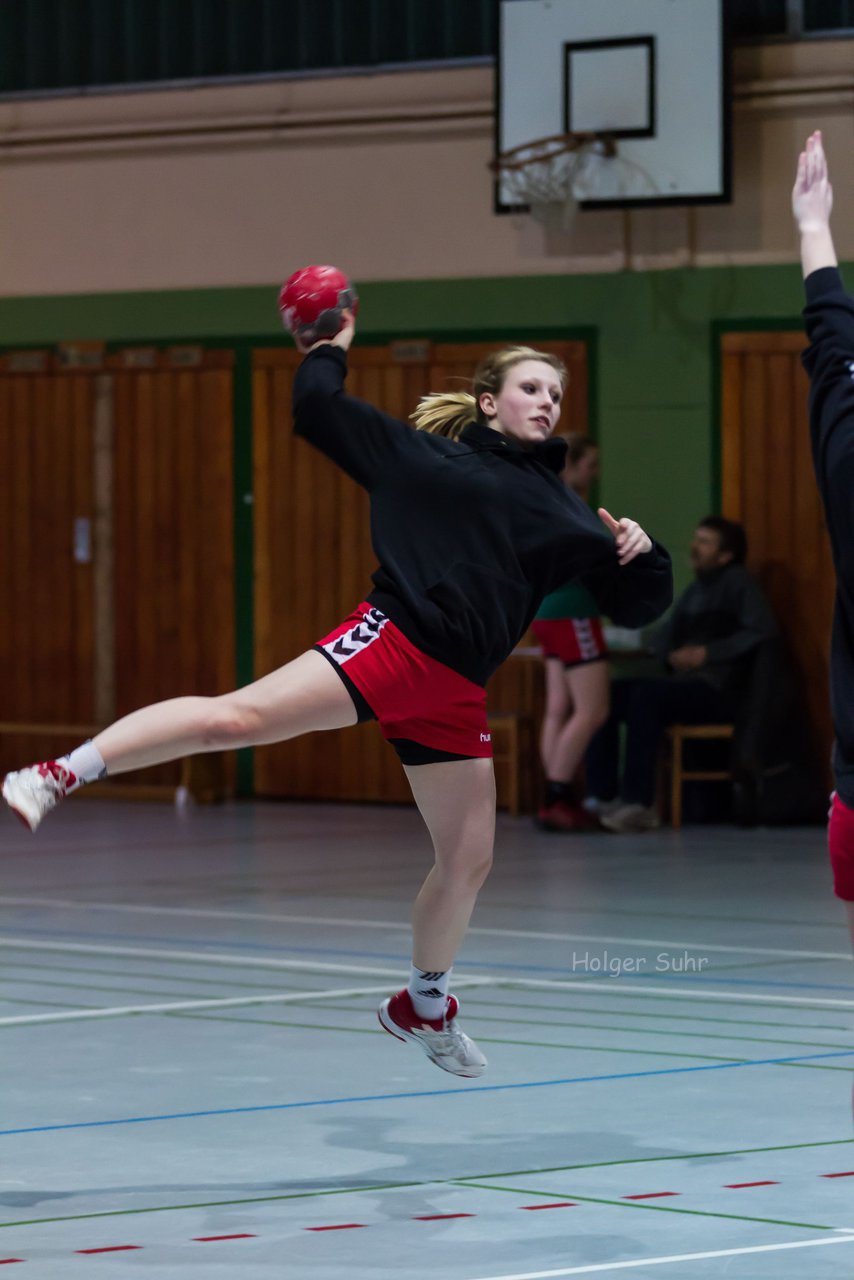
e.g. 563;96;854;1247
0;260;818;594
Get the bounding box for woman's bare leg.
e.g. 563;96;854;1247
405;757;496;971
539;657;571;773
547;659;610;783
94;650;357;775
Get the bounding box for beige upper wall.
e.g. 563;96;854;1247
0;40;852;296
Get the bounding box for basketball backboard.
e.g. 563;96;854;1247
496;0;731;213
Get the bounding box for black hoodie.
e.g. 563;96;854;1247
292;345;673;687
802;266;854;803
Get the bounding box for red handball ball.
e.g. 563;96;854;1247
278;265;359;347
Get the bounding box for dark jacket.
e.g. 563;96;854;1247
652;563;778;694
293;345;673;686
802;266;854;804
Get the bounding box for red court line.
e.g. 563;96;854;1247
0;1261;24;1266
520;1203;578;1210
723;1181;780;1189
306;1224;367;1232
193;1233;257;1241
413;1213;474;1221
822;1171;854;1178
76;1245;142;1253
622;1192;680;1200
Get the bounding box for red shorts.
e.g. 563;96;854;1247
531;617;608;668
828;791;854;900
315;603;492;764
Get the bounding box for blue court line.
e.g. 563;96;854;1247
4;925;854;992
3;1048;854;1137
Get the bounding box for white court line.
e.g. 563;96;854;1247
1;936;854;1009
495;977;854;1010
0;936;408;977
0;896;846;960
465;1231;854;1279
0;982;474;1027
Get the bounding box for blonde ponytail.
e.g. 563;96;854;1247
410;346;567;441
409;391;478;440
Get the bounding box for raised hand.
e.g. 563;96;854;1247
792;131;833;231
300;309;357;355
598;507;652;565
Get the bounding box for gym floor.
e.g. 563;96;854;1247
1;798;852;1278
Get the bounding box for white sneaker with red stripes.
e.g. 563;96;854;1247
378;989;487;1078
2;761;76;832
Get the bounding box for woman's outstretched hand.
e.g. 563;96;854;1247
598;508;652;565
792;130;833;231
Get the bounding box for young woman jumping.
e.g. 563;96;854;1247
3;307;672;1077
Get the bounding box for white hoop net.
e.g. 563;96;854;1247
491;132;619;230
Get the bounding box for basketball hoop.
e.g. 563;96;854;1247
490;131;618;229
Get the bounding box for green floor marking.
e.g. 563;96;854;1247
452;1180;840;1233
1;957;310;992
485;979;854;1013
166;1010;747;1061
0;1180;425;1231
407;993;854;1033
458;1136;854;1180
2;975;223;1000
283;1001;854;1054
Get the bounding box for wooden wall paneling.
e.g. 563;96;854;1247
740;353;769;568
720;353;743;522
3;379;29;766
195;369;235;695
91;374;114;727
132;372;158;714
175;370;198;697
0;380;11;722
108;355;236;792
0;366;97;773
10;379;34;726
721;332;834;787
29;376;53;719
111;371;137;719
48;375;74;720
761;352;796;606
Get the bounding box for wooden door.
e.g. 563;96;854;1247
0;354;97;772
0;348;236;789
109;349;236;789
720;331;833;784
252;339;588;804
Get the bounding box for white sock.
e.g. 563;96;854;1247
57;741;107;793
409;965;451;1022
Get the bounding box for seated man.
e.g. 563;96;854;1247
585;516;777;832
